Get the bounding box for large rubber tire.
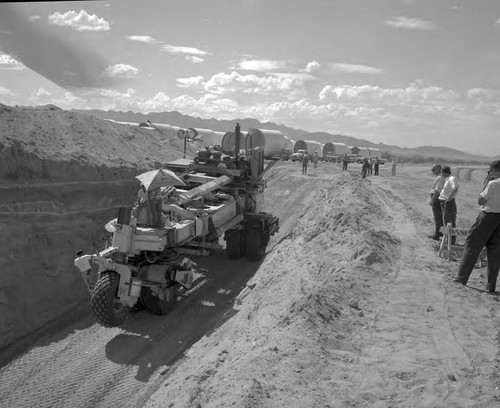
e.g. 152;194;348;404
141;285;177;315
226;229;243;259
245;229;266;262
91;271;130;327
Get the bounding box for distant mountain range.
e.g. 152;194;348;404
77;109;492;164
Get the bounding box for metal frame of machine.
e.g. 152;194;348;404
75;124;279;327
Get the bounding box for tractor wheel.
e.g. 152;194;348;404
141;285;177;315
226;229;243;259
91;271;130;327
245;229;266;262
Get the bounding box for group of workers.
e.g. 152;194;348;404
301;153;394;177
360;157;382;178
429;160;500;293
301;151;320;175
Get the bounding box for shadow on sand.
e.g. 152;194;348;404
104;250;262;382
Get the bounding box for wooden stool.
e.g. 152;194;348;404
438;223;487;266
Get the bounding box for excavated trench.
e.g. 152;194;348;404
0;153;140;362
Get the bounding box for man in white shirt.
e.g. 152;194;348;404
454;160;500;293
429;164;446;240
438;166;459;244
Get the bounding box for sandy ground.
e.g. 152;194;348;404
1;158;499;408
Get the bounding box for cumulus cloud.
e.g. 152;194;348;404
32;88;51;98
236;59;287;72
0;54;25;70
467;88;500;101
329;63;384;75
186;55;204;63
128;35;161;44
0;85;15;96
29;15;41;22
32;81;497;154
466;88;500;116
304;61;321;73
385;16;438;30
176;71;311;99
0;85;17;105
29;87;52;103
103;64;139;79
177;76;205;88
319;83;459;104
48;10;110;31
162;45;209;56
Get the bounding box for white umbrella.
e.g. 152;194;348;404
135;168;186;191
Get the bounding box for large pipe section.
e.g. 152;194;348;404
350;146;360;155
294;140;307;153
323;142;349;157
284;136;294;152
244;128;286;159
303;140;323;156
191;128;224;146
221;130;247;153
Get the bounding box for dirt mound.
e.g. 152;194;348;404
0;103;191;182
144;174;402;407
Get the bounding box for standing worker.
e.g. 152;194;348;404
361;157;369;179
438;166;459;244
342;154;349;171
391;161;397;176
302;153;309;175
312;151;320;170
428;164;446;240
454;161;500;292
374;158;380;176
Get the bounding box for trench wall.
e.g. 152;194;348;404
0;149;139;357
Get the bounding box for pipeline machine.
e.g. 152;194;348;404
74;124;279;327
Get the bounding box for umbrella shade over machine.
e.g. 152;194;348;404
135;168;186;191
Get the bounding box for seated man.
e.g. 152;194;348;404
134;184;151;227
148;187;164;228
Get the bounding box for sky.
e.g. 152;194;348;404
0;0;500;156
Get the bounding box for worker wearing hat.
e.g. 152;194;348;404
429;164;446;240
454;160;500;292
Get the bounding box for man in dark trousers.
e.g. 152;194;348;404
374;158;380;176
438;166;459;244
454;160;500;292
361;157;369;179
428;164;446;240
302;153;309;175
342;154;348;171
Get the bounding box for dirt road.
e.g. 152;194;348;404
1;161;499;408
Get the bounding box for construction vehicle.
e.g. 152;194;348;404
74;124;279;327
